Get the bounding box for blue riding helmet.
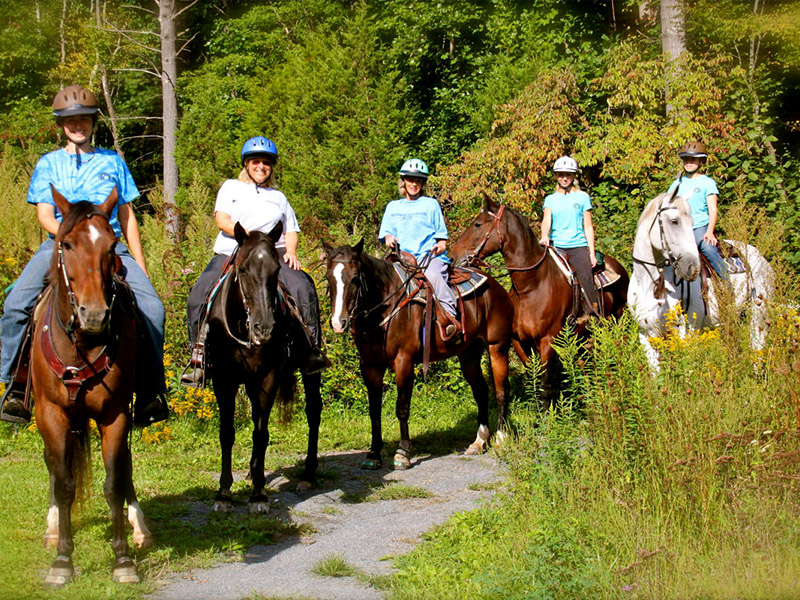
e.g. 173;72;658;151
399;158;429;180
241;136;278;165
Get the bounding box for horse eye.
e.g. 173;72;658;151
474;222;481;228
63;241;72;251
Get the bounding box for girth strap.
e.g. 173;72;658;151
41;302;112;403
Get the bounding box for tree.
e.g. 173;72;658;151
660;0;686;117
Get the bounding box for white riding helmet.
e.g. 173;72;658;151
553;156;578;174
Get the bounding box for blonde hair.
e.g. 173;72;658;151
398;177;427;198
239;162;277;189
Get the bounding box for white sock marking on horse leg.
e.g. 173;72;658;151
44;504;59;547
332;263;346;331
128;502;152;548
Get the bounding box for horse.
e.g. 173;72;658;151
205;222;322;512
449;193;629;407
629;192;774;370
30;186;151;586
322;240;514;470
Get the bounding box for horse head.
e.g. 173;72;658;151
637;193;700;281
450;192;506;268
323;239;365;334
50;185;119;335
232;221;283;346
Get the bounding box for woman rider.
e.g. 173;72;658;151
182;136;329;386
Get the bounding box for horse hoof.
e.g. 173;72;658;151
133;533;153;549
464;441;485;456
212;500;234;513
43;534;59;549
393;453;411;470
296;480;314;492
361;457;382;470
249;501;270;515
45;557;73;587
112;562;140;584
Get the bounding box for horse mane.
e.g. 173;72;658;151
502;205;540;247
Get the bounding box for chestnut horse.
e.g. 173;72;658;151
450;194;629;407
31;186;151;586
206;223;322;512
323;240;514;470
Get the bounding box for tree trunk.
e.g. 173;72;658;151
158;0;180;241
660;0;686;117
95;1;125;158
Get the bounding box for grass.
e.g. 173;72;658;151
342;482;434;503
310;553;359;578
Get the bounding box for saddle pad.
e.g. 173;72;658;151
724;255;747;275
392;263;488;304
205;271;231;314
548;248;620;290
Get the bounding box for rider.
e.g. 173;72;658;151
0;85;169;426
667;140;727;280
540;155;600;323
378;158;459;340
182;136;329;386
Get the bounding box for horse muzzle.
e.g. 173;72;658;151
77;304;111;334
331;316;349;334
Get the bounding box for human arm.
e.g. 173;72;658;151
704;194;719;246
540;207;552;247
583;210;597;267
36;203;62;236
118;203;149;276
214;211;238;237
282;231;301;270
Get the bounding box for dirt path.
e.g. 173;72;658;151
148;450;504;600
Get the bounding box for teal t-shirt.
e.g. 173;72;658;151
667;174;719;229
543;190;592;248
378;195;450;263
27;147;139;238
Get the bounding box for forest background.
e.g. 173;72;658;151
1;1;800;599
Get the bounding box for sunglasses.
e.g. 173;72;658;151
248;158;273;167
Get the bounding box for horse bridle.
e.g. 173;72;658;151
466;204;548;272
632;194;681;271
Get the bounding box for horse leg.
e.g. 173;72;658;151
246;378;276;514
121;433;152;549
44;474;59;548
487;340;511;448
39;413;77;587
298;372;322;491
538;337;559;411
99;415;140;584
457;344;491;455
213;378;238;512
393;354;415;470
360;362;386;470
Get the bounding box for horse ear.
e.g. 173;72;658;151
321;241;334;261
267;221;283;243
353;239;364;255
480;191;498;214
50;184;71;217
98;187;119;218
234;222;248;246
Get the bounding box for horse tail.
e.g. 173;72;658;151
275;370;298;425
72;424;93;510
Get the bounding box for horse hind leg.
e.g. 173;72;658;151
487;340;511;449
458;344;491;456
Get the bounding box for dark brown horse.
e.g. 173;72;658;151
323;240;514;469
450;194;629;407
31;186;151;586
206;223;322;512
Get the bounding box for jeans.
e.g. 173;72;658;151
1;238;166;394
186;249;322;347
424;257;457;317
693;227;728;281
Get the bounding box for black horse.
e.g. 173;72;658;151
206;222;322;512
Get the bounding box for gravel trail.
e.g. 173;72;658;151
148;450;504;600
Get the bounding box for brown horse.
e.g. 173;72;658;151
323;240;514;470
450;194;629;407
31;186;151;586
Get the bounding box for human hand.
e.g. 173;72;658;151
384;234;399;249
432;240;447;256
283;252;301;270
703;231;718;246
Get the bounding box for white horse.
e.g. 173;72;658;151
629;193;774;369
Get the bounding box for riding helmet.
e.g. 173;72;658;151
678;141;707;159
399;158;429;180
552;156;579;174
52;85;100;118
241;136;278;165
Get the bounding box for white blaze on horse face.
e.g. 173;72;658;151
87;222;102;245
331;263;347;333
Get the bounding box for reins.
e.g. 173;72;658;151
466;205;548;272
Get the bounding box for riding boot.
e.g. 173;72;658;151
0;383;30;423
133;392;169;427
303;343;331;375
437;305;462;342
180;322;208;389
576;302;601;326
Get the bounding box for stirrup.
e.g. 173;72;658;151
1;385;30;424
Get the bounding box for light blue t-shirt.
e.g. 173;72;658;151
667;174;719;229
543;190;592;248
27;147;139;238
378;195;450;263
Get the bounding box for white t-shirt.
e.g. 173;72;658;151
212;180;301;256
